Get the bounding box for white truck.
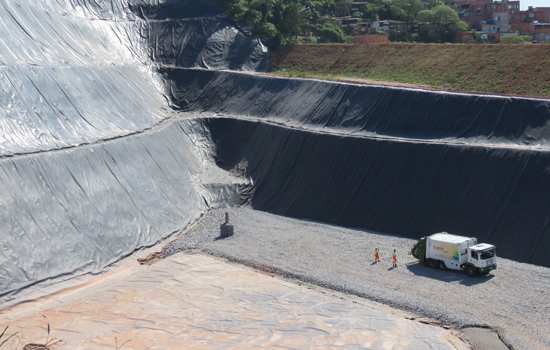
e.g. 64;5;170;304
411;233;497;276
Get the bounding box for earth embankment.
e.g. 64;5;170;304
273;43;550;99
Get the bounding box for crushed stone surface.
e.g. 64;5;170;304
165;208;550;350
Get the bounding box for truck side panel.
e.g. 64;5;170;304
427;239;461;267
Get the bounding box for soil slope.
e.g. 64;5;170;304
273;43;550;99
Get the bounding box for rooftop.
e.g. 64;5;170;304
429;232;475;244
471;243;496;250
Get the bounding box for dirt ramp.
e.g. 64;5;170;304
205;117;550;267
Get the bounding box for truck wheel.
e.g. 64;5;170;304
465;265;476;277
439;261;446;270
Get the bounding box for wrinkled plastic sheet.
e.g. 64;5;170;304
169;67;550;266
165;69;550;146
0;119;212;302
0;0;267;301
142;18;269;71
205;118;550;267
0;65;168;156
129;0;224;19
161;67;550;266
0;0;160;157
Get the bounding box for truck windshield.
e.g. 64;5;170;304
480;249;495;259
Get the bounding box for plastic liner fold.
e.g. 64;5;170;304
205;118;550;267
166;69;550;146
0;0;267;301
0;119;221;301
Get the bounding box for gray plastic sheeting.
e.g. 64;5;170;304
0;65;168;156
165;68;550;267
0;120;210;301
166;69;550;146
0;0;160;156
0;0;267;301
205;117;550;267
0;0;267;156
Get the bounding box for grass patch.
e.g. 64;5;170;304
272;44;550;99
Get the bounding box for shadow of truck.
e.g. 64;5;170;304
406;262;495;286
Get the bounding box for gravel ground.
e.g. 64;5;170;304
163;208;550;350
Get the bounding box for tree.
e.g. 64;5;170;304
222;0;340;47
369;0;408;21
417;4;468;42
334;0;353;16
222;0;467;45
318;21;346;42
222;0;295;47
393;0;424;24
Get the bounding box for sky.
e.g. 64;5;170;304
522;0;550;10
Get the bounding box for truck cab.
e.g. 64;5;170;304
466;243;497;275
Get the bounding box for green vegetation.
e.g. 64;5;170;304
221;0;339;47
221;0;468;47
273;44;550;98
417;5;468;42
362;0;424;23
500;35;532;44
318;21;346;43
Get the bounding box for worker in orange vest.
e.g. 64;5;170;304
374;248;381;264
392;249;398;269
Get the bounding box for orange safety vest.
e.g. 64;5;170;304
392;254;397;264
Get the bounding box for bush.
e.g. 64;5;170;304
417;5;468;42
318;22;346;43
500;35;532;44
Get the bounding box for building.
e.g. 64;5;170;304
334;1;370;17
371;20;409;35
489;0;520;32
478;31;501;42
490;0;520;13
534;23;550;42
334;1;370;35
532;7;550;22
353;34;390;45
511;10;535;34
452;0;550;42
495;11;513;32
481;18;499;32
456;31;477;42
452;0;518;31
454;0;493;30
335;17;369;35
